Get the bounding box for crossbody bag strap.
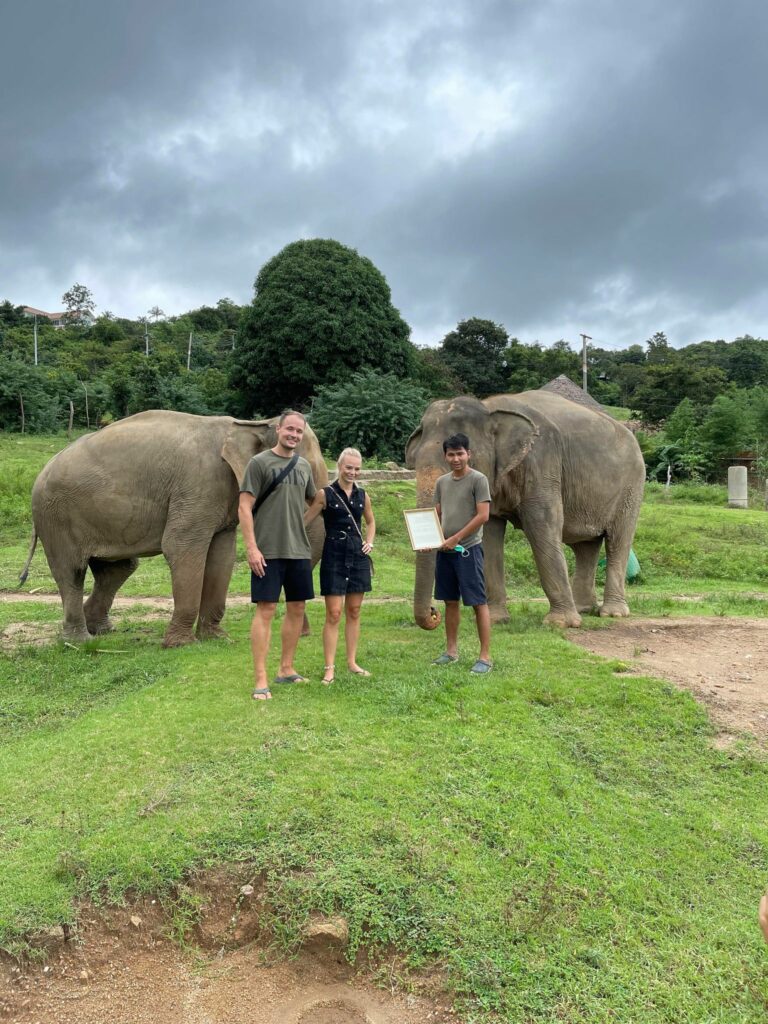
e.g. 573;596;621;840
334;484;365;542
252;454;299;516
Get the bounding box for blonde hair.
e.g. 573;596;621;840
337;447;363;471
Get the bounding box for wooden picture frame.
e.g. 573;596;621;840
403;507;445;551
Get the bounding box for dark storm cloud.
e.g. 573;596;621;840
1;0;766;347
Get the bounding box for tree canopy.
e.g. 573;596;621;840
231;238;414;416
438;317;510;397
61;282;96;324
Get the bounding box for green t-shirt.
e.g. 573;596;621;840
434;468;491;548
240;450;317;559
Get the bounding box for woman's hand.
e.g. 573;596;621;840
362;540;374;555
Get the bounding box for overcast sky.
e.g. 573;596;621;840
2;0;766;349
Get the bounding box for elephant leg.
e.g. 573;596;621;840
85;557;139;634
45;548;91;642
197;529;236;640
600;530;632;618
521;508;581;628
483;514;509;624
570;538;603;613
161;529;209;648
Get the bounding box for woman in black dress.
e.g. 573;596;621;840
305;447;375;683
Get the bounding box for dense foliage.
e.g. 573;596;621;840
310;368;428;462
3;251;768;474
231;239;414;416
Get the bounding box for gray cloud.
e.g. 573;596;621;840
1;0;766;348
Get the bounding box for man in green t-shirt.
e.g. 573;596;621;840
431;432;493;674
238;410;316;700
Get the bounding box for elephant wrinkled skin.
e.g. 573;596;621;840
21;410;329;646
405;391;645;630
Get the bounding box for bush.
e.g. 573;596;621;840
310;369;428;462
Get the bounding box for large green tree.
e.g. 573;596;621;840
438;317;509;397
632;362;728;422
61;282;96;325
231;239;413;415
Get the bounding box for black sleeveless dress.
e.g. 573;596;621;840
320;481;372;595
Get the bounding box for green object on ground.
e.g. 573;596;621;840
599;547;641;581
626;548;641;580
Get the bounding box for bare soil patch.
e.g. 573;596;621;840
569;616;768;747
0;869;456;1024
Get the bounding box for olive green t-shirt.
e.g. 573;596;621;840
240;450;316;559
434;468;491;548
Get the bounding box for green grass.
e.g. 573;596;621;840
1;603;766;1021
2;432;768;1021
601;405;634;421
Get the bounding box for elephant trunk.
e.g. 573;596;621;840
413;473;442;630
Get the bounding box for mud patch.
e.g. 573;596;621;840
0;621;58;649
0;870;456;1024
570;616;768;744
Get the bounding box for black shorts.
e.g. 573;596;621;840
250;559;314;603
434;546;487;606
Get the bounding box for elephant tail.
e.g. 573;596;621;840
19;529;38;584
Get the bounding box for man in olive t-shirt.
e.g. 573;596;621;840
431;432;492;674
238;411;316;700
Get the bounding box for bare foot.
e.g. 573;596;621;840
349;665;371;677
322;665;335;685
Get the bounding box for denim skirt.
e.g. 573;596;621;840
320;531;372;595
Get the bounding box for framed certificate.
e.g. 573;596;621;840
403;508;445;551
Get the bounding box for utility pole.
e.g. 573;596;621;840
187;331;193;371
144;321;150;357
82;380;90;428
580;333;592;393
33;313;38;366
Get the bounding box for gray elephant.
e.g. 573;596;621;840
20;410;329;646
405;391;645;630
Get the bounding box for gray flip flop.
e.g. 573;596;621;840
470;659;492;674
432;653;459;665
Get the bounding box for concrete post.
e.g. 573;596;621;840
727;465;748;508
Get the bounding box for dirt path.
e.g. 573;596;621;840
569;616;768;746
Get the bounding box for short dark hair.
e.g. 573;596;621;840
278;409;306;426
443;433;470;453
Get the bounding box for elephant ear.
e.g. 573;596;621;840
221;419;271;484
492;409;539;477
404;425;423;469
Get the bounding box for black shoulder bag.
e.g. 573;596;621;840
252;454;299;517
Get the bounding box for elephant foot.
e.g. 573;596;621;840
575;602;599;615
86;617;114;635
62;626;93;644
599;600;630;618
196;623;229;641
489;604;510;625
543;609;582;629
162;629;199;649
